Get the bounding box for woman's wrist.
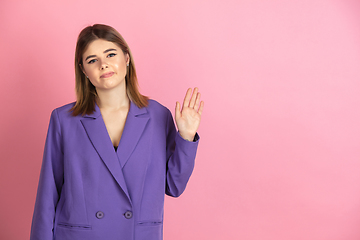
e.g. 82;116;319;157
179;131;196;142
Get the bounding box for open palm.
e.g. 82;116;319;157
175;88;204;141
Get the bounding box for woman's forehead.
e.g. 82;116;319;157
84;39;119;55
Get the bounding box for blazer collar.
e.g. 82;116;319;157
80;101;149;204
116;101;149;168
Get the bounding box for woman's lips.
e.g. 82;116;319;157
100;72;114;78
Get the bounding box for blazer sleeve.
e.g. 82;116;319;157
165;109;199;197
30;109;64;240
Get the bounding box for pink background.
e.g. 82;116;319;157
1;0;360;239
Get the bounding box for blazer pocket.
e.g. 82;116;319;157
138;220;163;226
57;222;92;230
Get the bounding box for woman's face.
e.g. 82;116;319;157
82;39;129;91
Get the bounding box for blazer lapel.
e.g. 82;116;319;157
116;101;149;168
80;104;131;203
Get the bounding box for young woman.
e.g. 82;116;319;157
30;24;203;240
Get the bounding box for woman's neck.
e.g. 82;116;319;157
95;83;130;111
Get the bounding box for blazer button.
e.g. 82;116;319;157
96;211;104;219
124;211;133;219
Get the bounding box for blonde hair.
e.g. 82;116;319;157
71;24;148;116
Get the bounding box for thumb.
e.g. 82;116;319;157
175;101;181;120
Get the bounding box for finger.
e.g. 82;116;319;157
182;88;192;109
175;101;181;119
198;101;204;115
194;92;201;111
189;87;198;108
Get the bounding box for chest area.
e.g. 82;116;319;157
101;109;128;147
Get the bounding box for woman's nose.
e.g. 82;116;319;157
100;59;108;70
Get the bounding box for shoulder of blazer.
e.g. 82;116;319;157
52;102;76;117
146;99;171;116
47;102;77;126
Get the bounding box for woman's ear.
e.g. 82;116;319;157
80;63;87;76
126;53;130;65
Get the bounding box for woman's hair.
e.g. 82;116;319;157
71;24;148;116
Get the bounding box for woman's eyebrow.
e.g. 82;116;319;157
85;49;117;61
104;48;117;53
85;55;96;61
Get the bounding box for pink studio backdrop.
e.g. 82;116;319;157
1;0;360;239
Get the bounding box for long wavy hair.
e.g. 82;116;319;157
71;24;148;116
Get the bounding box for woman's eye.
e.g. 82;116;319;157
107;53;116;58
87;59;97;64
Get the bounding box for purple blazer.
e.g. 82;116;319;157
30;100;199;240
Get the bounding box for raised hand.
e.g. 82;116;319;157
175;87;204;141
